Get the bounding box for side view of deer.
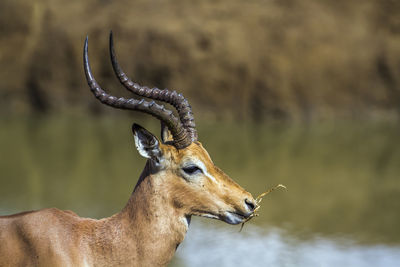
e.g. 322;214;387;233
0;32;256;266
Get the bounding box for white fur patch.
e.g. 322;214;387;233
180;216;190;230
204;171;217;183
134;134;151;158
192;159;218;183
82;257;91;267
200;213;219;219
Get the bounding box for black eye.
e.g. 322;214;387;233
182;165;202;175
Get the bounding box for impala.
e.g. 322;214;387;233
0;33;257;266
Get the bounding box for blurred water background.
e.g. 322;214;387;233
1;116;399;266
1;0;400;266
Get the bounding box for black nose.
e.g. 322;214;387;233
245;198;256;211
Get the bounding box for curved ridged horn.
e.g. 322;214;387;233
83;36;192;149
109;32;198;142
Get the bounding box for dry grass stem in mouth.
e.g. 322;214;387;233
239;184;287;232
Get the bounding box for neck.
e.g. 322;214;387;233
91;161;189;266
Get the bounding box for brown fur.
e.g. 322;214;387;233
0;141;255;266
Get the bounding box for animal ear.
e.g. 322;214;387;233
132;123;162;161
160;121;174;143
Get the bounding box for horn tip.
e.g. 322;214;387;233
84;35;89;47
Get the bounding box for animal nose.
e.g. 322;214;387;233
245;198;256;212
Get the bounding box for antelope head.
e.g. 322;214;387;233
84;32;256;225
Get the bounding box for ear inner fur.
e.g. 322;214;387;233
132;123;162;160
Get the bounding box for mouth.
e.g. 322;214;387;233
194;210;253;225
222;211;252;225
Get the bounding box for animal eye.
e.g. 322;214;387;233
182;165;202;175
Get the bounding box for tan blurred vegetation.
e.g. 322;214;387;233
0;0;399;121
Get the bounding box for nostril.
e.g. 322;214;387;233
245;198;256;211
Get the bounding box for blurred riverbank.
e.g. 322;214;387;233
1;0;399;121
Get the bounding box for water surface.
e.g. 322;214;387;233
1;115;399;266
